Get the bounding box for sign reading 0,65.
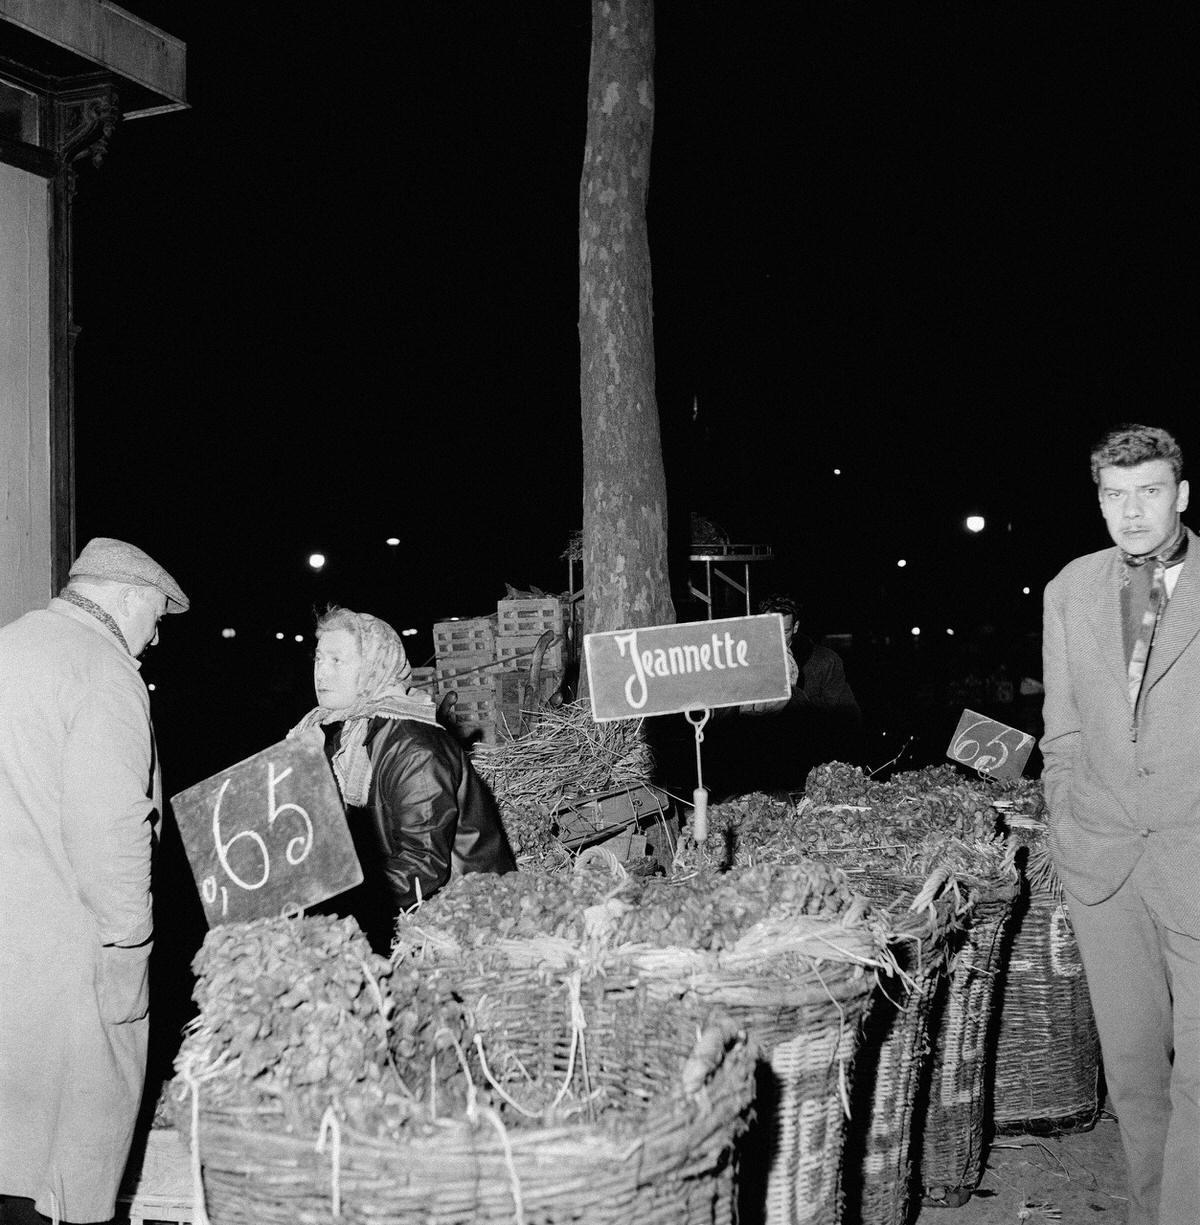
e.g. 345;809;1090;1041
171;736;362;926
584;614;792;722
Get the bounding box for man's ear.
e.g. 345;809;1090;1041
1177;478;1190;514
116;585;141;616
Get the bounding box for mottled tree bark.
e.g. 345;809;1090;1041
579;0;675;652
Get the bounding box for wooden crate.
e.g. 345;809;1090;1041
553;784;673;850
435;659;500;692
448;686;496;741
432;615;496;660
496;597;564;639
119;1126;193;1224
496;634;563;672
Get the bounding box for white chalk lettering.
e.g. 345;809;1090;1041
613;626;754;710
615;631;648;709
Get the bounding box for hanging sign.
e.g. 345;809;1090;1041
945;708;1035;780
171;736;362;927
584;614;791;722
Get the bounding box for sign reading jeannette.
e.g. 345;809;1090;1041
584;614;792;722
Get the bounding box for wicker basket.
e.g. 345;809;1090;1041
837;869;967;1225
991;830;1102;1135
615;925;882;1225
181;978;754;1225
918;881;1019;1208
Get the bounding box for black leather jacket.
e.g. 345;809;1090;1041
321;717;515;951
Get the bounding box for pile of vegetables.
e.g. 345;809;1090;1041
393;855;877;972
472;701;654;869
171;912;749;1139
171;914;471;1137
679;764;1027;911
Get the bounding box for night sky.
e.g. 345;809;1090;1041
65;3;1200;786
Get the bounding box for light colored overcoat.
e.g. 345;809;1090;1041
0;599;158;1222
1041;527;1200;936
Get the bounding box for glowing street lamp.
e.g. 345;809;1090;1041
965;515;986;534
308;552;326;571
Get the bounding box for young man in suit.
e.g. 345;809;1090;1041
1041;423;1198;1225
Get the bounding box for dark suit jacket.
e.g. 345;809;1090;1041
1041;526;1200;934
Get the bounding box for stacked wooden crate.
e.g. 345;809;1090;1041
408;665;436;692
427;598;569;742
431;614;499;742
493;597;566;737
495;597;565;670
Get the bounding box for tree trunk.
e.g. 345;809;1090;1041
579;0;675;649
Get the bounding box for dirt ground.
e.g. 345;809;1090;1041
913;1104;1130;1224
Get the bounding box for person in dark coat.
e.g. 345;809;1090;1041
289;606;515;953
709;592;862;798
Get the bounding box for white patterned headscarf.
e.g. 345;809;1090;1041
288;610;442;805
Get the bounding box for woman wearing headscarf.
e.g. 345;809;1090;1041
289;606;515;953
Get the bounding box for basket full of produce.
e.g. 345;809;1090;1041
990;795;1102;1137
169;912;754;1225
796;762;1022;1210
687;785;989;1225
394;856;891;1225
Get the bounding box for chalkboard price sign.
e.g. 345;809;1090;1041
946;708;1035;780
171;736;362;926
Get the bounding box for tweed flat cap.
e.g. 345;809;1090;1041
69;537;189;613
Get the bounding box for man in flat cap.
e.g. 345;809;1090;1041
0;538;187;1225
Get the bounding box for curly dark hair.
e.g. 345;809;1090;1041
1090;424;1184;486
756;592;800;620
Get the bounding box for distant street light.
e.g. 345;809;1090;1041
897;559;907;568
386;537;400;547
911;626;921;636
965;515;986;533
221;628;236;639
294;635;304;643
275;632;285;640
308;552;326;571
401;628;417;636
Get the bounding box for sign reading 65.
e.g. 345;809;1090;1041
171;736;363;927
946;708;1035;781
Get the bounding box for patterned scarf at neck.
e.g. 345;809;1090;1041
58;588;131;655
288;612;442;806
1121;526;1188;707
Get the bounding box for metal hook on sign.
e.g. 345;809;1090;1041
684;707;711;842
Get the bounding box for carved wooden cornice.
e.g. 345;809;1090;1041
52;81;119;187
